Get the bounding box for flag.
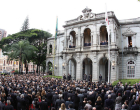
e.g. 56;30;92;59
105;4;110;35
55;17;58;40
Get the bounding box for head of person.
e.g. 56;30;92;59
108;94;111;99
60;103;66;110
97;96;102;101
68;104;73;108
93;107;96;110
7;100;11;105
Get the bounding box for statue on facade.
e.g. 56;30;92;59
78;7;95;20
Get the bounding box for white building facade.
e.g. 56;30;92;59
46;7;140;82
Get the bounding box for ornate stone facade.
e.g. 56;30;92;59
46;7;140;82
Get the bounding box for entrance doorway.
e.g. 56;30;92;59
83;58;92;81
68;59;76;80
99;57;111;82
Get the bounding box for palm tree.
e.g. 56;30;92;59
7;40;36;74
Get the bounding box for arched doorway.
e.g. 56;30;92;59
99;57;111;82
100;26;109;45
48;62;52;75
68;58;76;80
84;28;91;46
83;58;92;81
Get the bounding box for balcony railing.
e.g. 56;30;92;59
124;47;138;55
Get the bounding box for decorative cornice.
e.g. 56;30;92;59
122;28;137;36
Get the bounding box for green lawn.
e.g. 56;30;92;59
112;79;140;86
43;75;62;79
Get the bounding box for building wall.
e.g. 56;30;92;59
46;8;140;82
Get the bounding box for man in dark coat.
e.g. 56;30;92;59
5;100;14;110
67;104;75;110
52;92;59;106
99;74;102;83
78;89;84;109
105;95;114;110
65;97;73;109
63;74;66;80
55;94;65;110
46;89;53;107
37;97;48;110
0;99;5;110
131;100;139;110
63;89;68;101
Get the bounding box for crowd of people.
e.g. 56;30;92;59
0;73;140;110
100;40;108;45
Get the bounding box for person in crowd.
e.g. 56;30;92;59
65;97;73;109
84;100;92;110
59;103;66;110
115;93;122;110
84;74;87;81
100;41;103;45
67;104;75;110
99;74;102;83
105;94;114;110
5;100;14;110
95;96;102;110
0;99;5;110
63;74;66;80
37;96;48;110
55;94;65;110
131;100;139;110
1;74;140;110
69;44;72;48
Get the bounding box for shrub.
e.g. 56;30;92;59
112;79;140;86
43;75;62;79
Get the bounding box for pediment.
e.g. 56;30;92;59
122;28;137;36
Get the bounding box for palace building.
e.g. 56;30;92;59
46;7;140;82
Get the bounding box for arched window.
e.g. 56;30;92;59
84;28;91;46
127;61;135;78
49;45;52;54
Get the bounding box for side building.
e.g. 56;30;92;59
46;7;140;82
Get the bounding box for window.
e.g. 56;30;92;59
49;45;52;54
127;61;135;78
128;36;132;47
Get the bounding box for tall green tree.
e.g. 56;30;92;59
21;16;29;31
0;29;52;74
7;40;36;74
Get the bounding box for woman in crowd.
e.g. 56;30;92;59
59;103;66;110
95;96;102;110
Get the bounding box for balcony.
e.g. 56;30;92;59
123;47;138;55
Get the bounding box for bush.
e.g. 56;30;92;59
112;79;140;86
1;73;5;75
15;70;19;74
43;75;62;79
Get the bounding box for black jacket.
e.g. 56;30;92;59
37;101;48;110
5;105;14;110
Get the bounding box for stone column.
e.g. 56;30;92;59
91;32;93;46
81;33;84;47
110;53;117;82
76;34;78;47
64;30;67;50
76;62;82;80
78;27;81;47
92;53;98;82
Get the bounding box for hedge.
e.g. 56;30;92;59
43;75;62;79
112;79;140;86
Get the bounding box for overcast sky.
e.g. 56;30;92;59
0;0;140;36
